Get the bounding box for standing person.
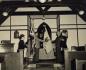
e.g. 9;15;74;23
17;34;28;68
17;34;26;54
60;30;68;50
54;31;62;63
60;30;68;64
54;30;68;64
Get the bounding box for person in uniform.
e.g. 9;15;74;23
54;31;62;63
17;34;26;52
60;30;68;64
17;34;28;68
54;30;68;64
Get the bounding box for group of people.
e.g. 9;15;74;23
17;29;68;65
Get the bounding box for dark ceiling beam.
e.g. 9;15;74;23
0;7;17;25
62;0;82;4
11;11;77;15
0;0;85;22
69;4;86;11
0;1;81;7
43;6;51;11
80;5;86;11
79;0;86;5
36;6;43;12
69;5;86;21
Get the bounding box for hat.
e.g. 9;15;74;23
19;34;25;39
62;30;67;33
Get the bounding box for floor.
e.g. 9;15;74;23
25;67;58;70
24;67;64;70
24;63;64;70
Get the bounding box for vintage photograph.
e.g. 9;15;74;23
0;0;86;70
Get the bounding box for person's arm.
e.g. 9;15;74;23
34;35;45;42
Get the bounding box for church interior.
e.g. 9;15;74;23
0;0;86;70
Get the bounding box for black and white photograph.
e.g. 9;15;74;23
0;0;86;70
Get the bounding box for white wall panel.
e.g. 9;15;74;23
11;16;27;25
0;31;10;43
67;30;78;50
60;15;76;24
33;19;57;29
78;30;86;46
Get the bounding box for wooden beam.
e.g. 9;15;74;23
0;1;81;7
69;5;86;21
36;6;43;12
44;6;51;11
0;7;17;25
11;11;77;15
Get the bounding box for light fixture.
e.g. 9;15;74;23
39;0;46;3
57;0;62;2
79;10;85;15
2;12;8;16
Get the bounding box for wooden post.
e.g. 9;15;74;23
64;49;69;70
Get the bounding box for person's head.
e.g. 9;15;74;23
56;31;61;37
62;30;67;33
19;34;25;40
61;30;68;37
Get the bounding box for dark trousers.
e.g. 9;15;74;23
56;47;62;63
61;50;64;64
